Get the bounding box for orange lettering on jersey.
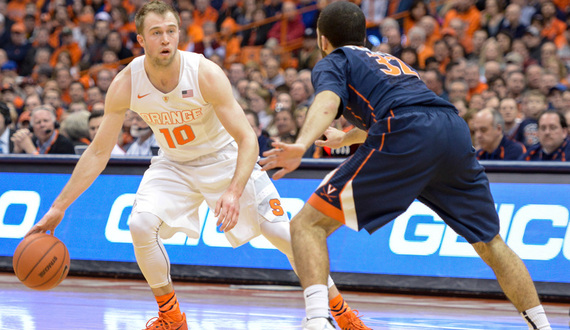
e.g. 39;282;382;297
139;109;204;125
269;199;284;216
161;112;172;125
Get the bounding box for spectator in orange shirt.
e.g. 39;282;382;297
105;0;136;17
407;26;434;69
110;6;137;44
179;9;204;51
216;0;242;31
219;17;242;67
55;67;73;106
443;0;481;39
50;27;82;67
433;39;451;74
419;15;441;49
193;0;219;27
6;0;26;22
403;0;430;36
540;0;566;45
448;17;474;54
48;5;76;49
465;61;488;100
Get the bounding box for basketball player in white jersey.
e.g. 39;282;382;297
26;1;371;329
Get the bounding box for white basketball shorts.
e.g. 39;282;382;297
132;142;289;247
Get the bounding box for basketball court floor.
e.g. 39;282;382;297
0;272;568;330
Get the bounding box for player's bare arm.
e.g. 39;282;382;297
26;67;132;237
260;91;340;180
199;57;258;232
315;126;367;149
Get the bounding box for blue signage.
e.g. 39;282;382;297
1;172;569;283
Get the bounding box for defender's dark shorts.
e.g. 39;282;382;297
308;107;500;243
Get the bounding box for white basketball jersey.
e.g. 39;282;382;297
129;51;233;162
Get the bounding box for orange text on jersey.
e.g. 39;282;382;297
140;109;204;125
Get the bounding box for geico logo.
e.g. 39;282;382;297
105;193;305;249
388;201;570;261
0;190;40;239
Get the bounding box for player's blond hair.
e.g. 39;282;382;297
135;0;180;35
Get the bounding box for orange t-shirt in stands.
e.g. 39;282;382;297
443;6;481;38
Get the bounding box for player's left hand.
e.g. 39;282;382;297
215;190;240;232
259;141;305;180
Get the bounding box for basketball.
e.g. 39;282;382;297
12;233;70;291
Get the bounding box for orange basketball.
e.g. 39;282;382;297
12;233;70;291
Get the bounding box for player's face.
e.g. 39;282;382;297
538;113;567;153
138;12;179;67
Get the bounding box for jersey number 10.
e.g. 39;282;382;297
159;125;196;148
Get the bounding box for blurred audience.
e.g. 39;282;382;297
0;0;569;163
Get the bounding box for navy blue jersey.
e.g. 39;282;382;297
476;136;527;160
311;46;456;131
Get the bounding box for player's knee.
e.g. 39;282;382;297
472;234;505;260
290;204;324;234
129;212;161;246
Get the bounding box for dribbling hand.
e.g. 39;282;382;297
25;207;65;238
259;141;305;180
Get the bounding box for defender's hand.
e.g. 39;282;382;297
260;142;305;180
315;127;346;149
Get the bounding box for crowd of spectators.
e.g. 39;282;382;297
0;0;569;161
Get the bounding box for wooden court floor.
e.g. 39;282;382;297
0;272;568;330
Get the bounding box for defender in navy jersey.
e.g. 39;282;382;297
260;2;552;330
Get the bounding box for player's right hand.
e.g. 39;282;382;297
25;207;65;237
314;127;346;149
260;141;305;180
